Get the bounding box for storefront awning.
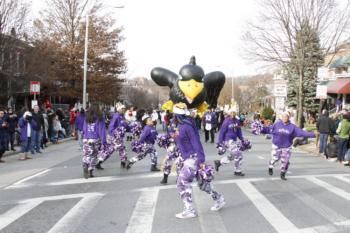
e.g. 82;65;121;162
329;56;350;68
327;79;350;94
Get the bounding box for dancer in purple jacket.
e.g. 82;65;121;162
174;103;225;219
126;115;160;171
262;112;315;180
214;108;249;176
82;106;106;178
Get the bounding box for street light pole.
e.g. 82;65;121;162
82;9;89;110
82;2;124;110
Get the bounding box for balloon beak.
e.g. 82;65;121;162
179;79;204;102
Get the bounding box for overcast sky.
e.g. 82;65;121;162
30;0;260;78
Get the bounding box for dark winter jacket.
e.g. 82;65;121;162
317;114;334;134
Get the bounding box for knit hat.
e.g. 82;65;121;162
173;103;188;115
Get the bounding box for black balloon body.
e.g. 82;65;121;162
151;56;226;113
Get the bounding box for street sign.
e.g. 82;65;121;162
317;67;329;81
273;84;287;97
316;85;328;99
31;100;38;109
275;97;285;111
30;81;40;95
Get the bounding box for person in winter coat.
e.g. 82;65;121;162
336;113;350;163
0;109;9;162
203;108;217;143
7;108;18;151
316;110;334;156
18;111;37;160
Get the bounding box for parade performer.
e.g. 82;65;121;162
262;111;315;180
158;119;183;184
75;108;85;150
214;108;251;176
174;103;225;219
126;115;160;171
151;56;225;116
251;116;264;135
97;104;129;169
82;106;106;179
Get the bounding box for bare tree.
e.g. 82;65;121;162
243;0;350;126
0;0;29;45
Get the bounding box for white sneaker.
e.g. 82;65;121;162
211;196;226;211
175;209;197;219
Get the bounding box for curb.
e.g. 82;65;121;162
3;137;75;158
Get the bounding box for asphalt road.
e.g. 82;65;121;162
1;129;350;233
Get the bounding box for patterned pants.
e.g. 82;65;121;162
130;144;158;165
177;158;221;210
163;143;183;175
98;134;127;162
220;140;243;172
82;139;101;171
269;144;291;173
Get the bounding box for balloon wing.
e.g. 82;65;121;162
203;71;226;108
150;67;179;88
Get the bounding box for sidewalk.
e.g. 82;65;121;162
3;137;74;158
297;139;318;155
0;139;79;189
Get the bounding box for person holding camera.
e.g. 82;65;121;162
18;111;36;160
0;109;9;162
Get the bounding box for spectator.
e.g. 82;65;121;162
293;116;317;147
0;109;9;162
31;105;44;153
325;136;338;159
69;108;78;137
42;110;49;149
151;110;159;126
336;97;342;112
47;108;55;142
125;107;136;141
316;110;333;156
336;114;350;163
203;107;217;143
18;111;35;160
7;108;18;151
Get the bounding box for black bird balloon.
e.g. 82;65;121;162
150;56;226;116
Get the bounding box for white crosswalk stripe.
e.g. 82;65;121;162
125;188;160;233
2;174;350;233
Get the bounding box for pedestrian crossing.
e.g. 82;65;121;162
2;173;350;233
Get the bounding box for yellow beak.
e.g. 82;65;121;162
178;79;204;103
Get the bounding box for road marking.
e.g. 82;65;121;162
48;173;164;186
125;188;159;233
0;192;104;232
334;175;350;184
0;200;42;231
300;220;350;233
236;181;301;233
307;177;350;201
286;181;348;223
193;187;228;233
47;194;104;233
258;156;265;160
5;169;51;189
